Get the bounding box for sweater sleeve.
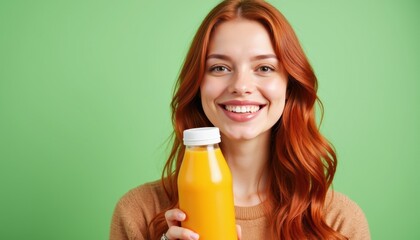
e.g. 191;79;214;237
325;192;371;240
110;181;170;240
110;187;149;240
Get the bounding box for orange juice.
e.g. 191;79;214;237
178;127;237;240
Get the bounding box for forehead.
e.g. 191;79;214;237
208;18;275;55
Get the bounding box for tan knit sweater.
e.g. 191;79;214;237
110;181;370;240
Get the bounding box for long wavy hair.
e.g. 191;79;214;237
149;0;346;239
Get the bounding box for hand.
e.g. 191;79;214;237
164;208;199;240
164;208;242;240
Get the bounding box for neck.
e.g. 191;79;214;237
220;132;271;207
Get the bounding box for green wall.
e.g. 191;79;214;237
1;0;419;239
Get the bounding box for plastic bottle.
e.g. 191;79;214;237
178;127;237;240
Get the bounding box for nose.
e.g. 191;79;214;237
228;71;254;95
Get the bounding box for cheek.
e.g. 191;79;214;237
262;79;288;102
200;78;224;102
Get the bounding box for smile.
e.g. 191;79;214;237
224;105;260;113
218;101;265;122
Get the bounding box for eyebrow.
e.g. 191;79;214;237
206;53;278;61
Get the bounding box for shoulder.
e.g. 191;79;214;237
122;180;166;201
115;180;169;217
110;180;169;239
324;191;371;240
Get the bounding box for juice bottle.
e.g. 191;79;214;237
178;127;237;240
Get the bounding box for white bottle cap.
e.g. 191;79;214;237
183;127;221;146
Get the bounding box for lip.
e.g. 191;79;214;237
218;100;266;122
220;100;264;106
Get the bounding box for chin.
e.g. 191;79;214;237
220;127;267;142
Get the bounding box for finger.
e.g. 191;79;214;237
164;208;186;227
236;224;242;240
166;225;200;240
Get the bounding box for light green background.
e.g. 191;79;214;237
1;0;419;239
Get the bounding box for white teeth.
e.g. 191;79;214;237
225;105;260;113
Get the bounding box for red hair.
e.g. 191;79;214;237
149;0;346;239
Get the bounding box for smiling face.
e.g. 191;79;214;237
200;18;288;141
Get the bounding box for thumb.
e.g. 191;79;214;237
236;224;242;240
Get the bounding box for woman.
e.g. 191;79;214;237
110;0;370;239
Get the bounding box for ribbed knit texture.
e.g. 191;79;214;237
110;181;370;240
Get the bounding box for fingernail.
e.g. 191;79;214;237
190;233;199;240
177;213;186;220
